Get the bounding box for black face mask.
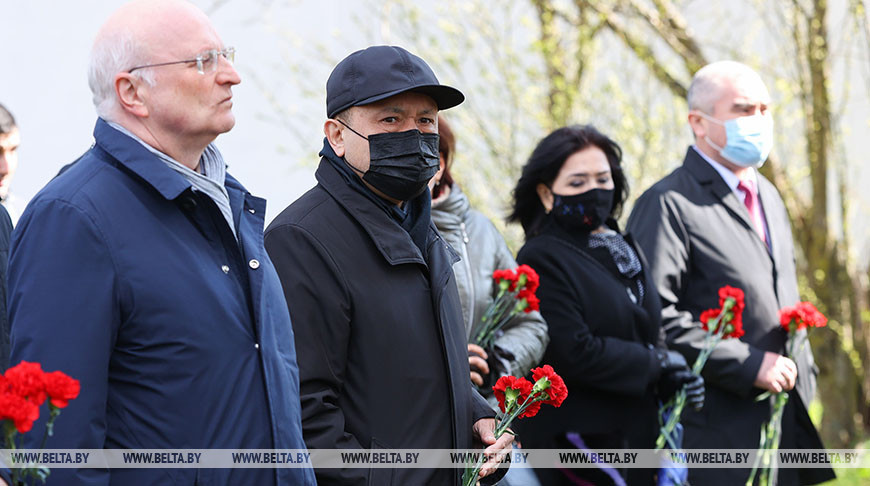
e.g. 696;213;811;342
551;188;614;232
339;121;440;201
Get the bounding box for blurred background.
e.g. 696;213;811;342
2;1;868;482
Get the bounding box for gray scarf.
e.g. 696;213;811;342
107;121;235;238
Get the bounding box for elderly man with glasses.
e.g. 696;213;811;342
6;1;314;485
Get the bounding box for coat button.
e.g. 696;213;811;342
180;197;197;212
248;208;256;214
221;265;230;274
248;259;260;269
254;343;260;350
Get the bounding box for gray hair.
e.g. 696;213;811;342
87;30;156;120
0;103;16;135
687;61;765;114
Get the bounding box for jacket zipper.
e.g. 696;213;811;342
459;222;475;334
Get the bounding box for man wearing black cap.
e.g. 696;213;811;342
265;45;512;485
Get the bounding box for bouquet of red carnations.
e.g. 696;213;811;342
656;286;746;451
746;302;827;486
472;265;540;350
462;365;567;486
0;361;80;485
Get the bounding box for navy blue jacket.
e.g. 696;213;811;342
0;205;12;486
8;119;316;485
0;204;12;371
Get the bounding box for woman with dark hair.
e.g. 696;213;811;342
510;125;704;485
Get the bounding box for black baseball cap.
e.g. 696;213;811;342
326;45;465;118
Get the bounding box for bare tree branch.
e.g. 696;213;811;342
582;1;689;98
650;0;706;72
622;0;706;74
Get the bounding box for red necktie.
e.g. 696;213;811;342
737;179;766;242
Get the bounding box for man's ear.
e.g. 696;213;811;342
536;183;553;213
324;119;345;157
115;73;149;118
687;111;706;140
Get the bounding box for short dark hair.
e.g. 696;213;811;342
0;104;16;135
433;115;455;199
332;107;353;124
508;125;629;239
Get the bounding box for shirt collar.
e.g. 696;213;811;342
691;145;757;195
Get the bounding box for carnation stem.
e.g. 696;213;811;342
39;405;61;452
480;309;520;349
655;299;734;450
745;425;768;485
474;292;515;346
5;422;20;486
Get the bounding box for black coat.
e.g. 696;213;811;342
264;159;495;485
627;147;834;485
515;222;663;486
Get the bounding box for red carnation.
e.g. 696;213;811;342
778;307;795;331
718;286;745;324
517;288;540;313
531;365;568;408
523;294;540;313
493;268;519;291
699;308;721;332
0;392;40;433
516;265;540;293
44;371;81;408
492;269;513;282
517;396;542;418
5;361;47;406
779;302;827;333
699;307;744;338
723;313;745;339
718;286;745;310
492;375;533;414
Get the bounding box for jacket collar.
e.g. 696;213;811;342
93;118;194;201
315;157;435;266
683;146;764;248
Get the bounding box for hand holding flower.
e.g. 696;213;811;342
471;418;514;479
462;365;567;486
753;352;797;393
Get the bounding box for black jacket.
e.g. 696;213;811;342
627;147;833;485
265;158;495;485
515;221;663;485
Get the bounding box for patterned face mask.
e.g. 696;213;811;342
550;188;614;232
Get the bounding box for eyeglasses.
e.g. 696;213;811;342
128;47;236;75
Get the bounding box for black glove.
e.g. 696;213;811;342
656;349;705;411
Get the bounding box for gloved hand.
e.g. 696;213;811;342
656;349;705;410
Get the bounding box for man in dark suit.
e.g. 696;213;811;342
628;61;834;485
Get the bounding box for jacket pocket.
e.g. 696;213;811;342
368;437;395;486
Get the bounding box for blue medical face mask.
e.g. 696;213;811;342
698;112;774;168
